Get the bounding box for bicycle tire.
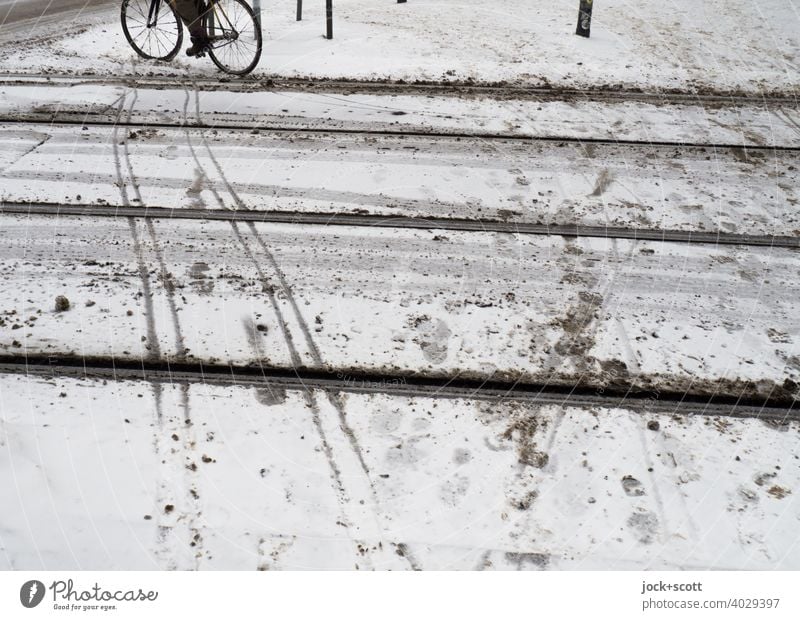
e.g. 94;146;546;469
206;0;263;76
121;0;183;62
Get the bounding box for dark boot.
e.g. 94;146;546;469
186;33;210;57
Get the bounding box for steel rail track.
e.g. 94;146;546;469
2;114;800;153
1;71;799;107
0;356;796;422
2;201;798;249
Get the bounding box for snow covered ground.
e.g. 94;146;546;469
1;1;799;573
1;0;799;94
0;214;798;401
2;121;798;235
5;80;800;149
1;372;798;570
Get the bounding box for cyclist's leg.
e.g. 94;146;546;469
169;0;205;38
169;0;209;55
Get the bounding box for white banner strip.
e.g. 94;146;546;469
1;571;798;619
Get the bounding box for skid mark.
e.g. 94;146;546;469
120;90;184;360
241;316;372;566
111;96;131;206
326;391;377;484
127;216;160;360
246;224;375;483
247;224;324;363
211;131;406;567
235;240;347;497
231;223;303;369
242;226;410;566
192;85;248;210
110;92;161;361
145;220;187;360
234;228;358;540
181;86;225;209
121;89;143;204
236;221;401;568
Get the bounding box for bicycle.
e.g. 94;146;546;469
121;0;263;76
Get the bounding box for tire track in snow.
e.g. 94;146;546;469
238;272;375;568
181;85;225;209
241;224;374;487
113;89;179;567
121;88;187;361
187;85;413;567
111;93;160;361
192;86;248;210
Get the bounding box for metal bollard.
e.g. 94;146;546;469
326;0;333;39
297;0;302;21
576;0;593;38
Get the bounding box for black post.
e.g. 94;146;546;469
326;0;333;39
397;0;406;3
576;0;593;38
296;0;302;21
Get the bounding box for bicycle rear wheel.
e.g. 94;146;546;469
121;0;183;61
206;0;263;76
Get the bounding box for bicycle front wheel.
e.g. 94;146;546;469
121;0;183;61
207;0;263;76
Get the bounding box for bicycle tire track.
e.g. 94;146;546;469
111;91;161;361
234;226;357;528
241;225;411;568
179;88;370;539
245;224;373;481
120;87;188;361
241;298;374;569
115;92;178;566
192;84;248;210
181;85;225;209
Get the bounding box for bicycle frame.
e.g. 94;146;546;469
146;0;163;28
142;0;254;48
204;1;239;47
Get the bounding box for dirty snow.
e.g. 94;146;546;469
1;373;798;570
0;215;798;401
1;1;799;94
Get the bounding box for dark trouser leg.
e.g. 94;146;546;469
169;0;205;38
